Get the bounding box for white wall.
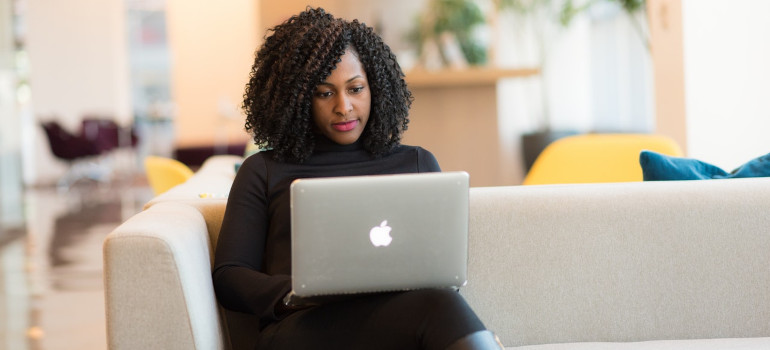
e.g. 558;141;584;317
682;0;770;170
25;0;130;185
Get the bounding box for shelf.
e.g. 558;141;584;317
404;67;540;88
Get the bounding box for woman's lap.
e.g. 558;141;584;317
257;289;484;350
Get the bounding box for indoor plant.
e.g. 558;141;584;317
408;0;489;69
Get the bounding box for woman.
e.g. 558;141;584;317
213;7;502;349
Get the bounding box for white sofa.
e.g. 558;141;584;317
104;155;770;349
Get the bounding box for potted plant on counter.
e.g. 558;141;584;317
407;0;489;70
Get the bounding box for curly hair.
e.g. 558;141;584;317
242;7;412;163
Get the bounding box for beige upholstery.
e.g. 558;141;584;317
462;179;770;346
103;156;770;349
104;202;225;350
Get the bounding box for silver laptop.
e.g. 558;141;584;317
287;171;469;303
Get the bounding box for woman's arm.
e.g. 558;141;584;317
212;155;292;323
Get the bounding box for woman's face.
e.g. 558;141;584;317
312;48;371;145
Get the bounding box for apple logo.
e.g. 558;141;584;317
369;220;393;247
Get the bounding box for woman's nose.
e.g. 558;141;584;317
334;94;353;116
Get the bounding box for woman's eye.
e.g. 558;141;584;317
315;91;333;98
350;86;364;94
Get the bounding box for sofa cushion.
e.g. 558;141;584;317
639;150;770;181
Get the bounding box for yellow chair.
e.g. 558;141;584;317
522;133;683;185
144;155;195;195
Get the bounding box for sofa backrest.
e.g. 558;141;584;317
461;177;770;346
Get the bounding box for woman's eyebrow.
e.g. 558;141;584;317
345;75;364;83
318;75;364;87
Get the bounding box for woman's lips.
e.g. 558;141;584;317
332;120;358;132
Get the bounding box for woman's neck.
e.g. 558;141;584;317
314;135;364;153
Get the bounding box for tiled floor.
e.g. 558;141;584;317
0;176;153;350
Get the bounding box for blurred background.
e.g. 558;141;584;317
1;0;769;349
3;0;770;190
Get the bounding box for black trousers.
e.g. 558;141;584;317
256;289;486;349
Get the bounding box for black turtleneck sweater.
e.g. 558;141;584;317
212;137;441;326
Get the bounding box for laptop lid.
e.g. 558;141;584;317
289;171;469;298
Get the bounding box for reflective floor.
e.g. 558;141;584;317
0;176;153;350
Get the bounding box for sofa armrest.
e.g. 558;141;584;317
103;202;226;350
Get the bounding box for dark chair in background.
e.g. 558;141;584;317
41;118;139;189
81;117;139;153
41;121;105;189
41;121;102;160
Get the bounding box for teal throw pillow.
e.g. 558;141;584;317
640;150;770;181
